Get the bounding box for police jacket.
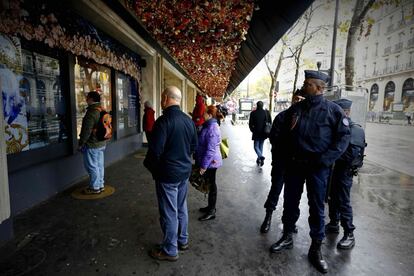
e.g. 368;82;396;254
337;120;365;166
269;110;289;161
249;107;271;140
144;105;198;182
281;94;350;167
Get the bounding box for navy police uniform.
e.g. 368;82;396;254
281;72;351;241
328;99;366;236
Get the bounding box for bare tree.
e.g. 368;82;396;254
345;0;376;86
288;4;326;94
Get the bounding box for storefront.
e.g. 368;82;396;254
0;0;148;240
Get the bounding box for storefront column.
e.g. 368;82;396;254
0;93;12;243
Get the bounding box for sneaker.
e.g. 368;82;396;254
100;187;105;192
82;188;101;195
260;157;265;167
149;248;178;262
199;206;210;213
178;243;189;251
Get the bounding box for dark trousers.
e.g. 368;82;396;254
205;168;217;211
282;163;330;240
328;164;355;233
264;160;286;211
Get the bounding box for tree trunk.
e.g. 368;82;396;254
269;47;285;112
345;0;376;86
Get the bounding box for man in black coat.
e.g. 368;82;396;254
144;86;198;262
249;101;271;166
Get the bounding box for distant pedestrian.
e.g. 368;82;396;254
78;91;107;194
405;111;412;125
195;105;223;221
143;100;155;144
144;86;198;262
326;99;366;250
192;94;206;132
248;101;271;166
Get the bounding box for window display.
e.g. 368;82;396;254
1;34;68;154
116;72;139;137
74;58;112;137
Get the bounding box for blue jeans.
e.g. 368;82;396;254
254;139;265;159
82;146;106;190
155;179;189;256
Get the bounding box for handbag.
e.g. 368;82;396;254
220;138;229;159
189;165;210;194
264;111;272;135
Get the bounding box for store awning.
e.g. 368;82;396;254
116;0;313;97
226;0;313;96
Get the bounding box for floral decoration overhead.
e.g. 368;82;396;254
0;0;142;82
126;0;254;97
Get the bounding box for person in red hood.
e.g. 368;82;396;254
192;94;206;131
143;100;155;144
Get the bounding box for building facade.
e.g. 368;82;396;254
0;0;201;242
355;0;414;119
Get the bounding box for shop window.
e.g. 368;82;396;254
402;78;414;112
116;72;139;138
2;46;68;155
74;58;112;137
369;84;379;111
383;81;395;112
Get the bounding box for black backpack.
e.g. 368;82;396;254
349;122;367;174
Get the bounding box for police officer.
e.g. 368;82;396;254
269;70;350;274
326;99;366;250
260;90;305;233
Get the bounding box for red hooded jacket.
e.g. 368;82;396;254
192;95;206;127
143;107;155;132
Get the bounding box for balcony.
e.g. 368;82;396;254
372;70;379;76
383;46;391;56
382;67;394;75
408;38;414;49
386;24;394;34
394;42;403;53
407;62;414;70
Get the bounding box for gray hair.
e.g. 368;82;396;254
144;100;152;108
164;86;182;102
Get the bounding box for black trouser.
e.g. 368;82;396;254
328;164;355;233
205;168;217;211
264;160;286;211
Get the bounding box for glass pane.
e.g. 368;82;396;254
116;72;138;136
74;58;111;136
2;46;68;155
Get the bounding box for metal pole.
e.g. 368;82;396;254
329;0;339;86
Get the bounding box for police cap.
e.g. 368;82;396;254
333;98;352;110
304;70;330;83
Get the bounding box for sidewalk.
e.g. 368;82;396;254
0;122;413;275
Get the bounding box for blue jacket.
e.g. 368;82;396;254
281;95;351;167
196;119;222;169
144;105;198;182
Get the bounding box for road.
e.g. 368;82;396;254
365;122;414;176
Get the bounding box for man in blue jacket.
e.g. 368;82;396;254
326;99;366;250
269;70;350;274
144;86;198;261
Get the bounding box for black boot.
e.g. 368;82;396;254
260;210;273;233
269;232;293;253
337;232;355;249
308;239;328;274
199;209;216;221
260;156;265;167
325;221;339;234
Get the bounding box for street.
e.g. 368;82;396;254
365;122;414;177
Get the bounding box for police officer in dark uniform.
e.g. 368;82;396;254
260;90;305;233
269;70;350;274
326;99;366;250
